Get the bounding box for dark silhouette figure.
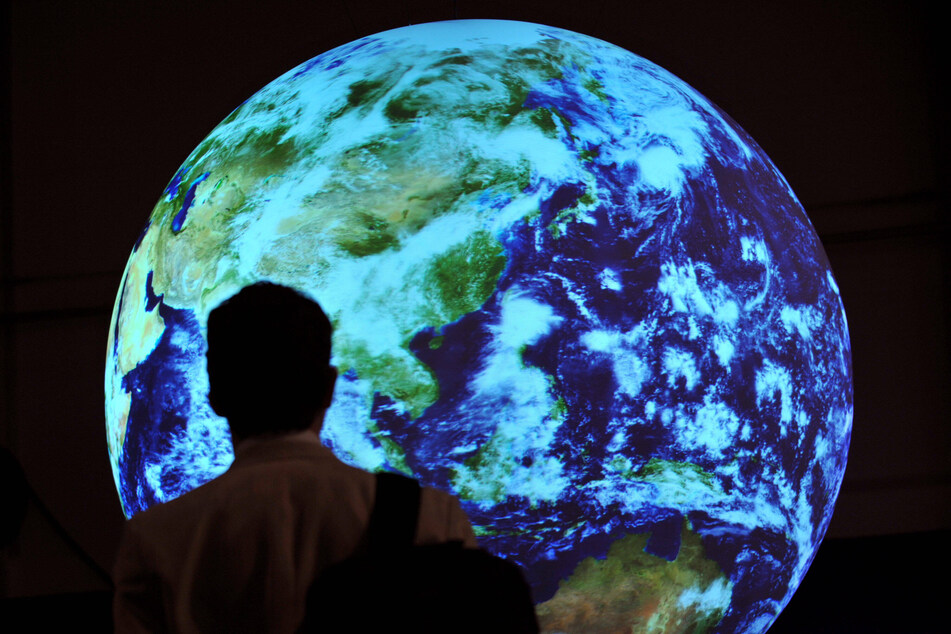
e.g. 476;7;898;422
205;281;336;442
112;282;477;633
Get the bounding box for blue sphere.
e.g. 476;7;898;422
106;20;852;632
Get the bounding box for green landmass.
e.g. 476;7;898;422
137;35;616;440
608;458;726;509
637;459;716;487
335;340;439;420
146;121;305;309
452;381;567;505
423;230;506;324
453;431;513;504
583;76;609;102
366;421;413;476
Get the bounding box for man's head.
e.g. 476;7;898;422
205;282;335;441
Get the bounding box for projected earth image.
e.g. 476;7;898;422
106;20;852;633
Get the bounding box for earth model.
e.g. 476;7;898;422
106;20;852;633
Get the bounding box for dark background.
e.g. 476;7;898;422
2;1;948;631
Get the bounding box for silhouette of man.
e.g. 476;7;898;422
113;282;477;633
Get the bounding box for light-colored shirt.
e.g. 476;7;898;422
113;430;477;633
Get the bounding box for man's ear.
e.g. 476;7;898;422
322;366;338;410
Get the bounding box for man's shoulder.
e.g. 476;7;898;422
127;433;372;525
124;468;228;535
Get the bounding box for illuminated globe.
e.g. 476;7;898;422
106;20;852;633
